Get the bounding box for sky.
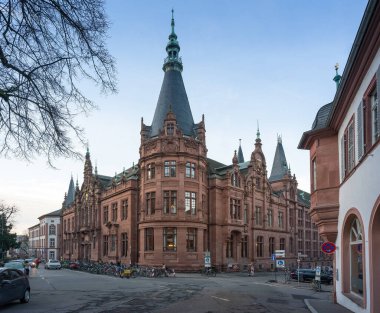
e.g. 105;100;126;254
0;0;368;234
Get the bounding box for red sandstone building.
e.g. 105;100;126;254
61;14;328;271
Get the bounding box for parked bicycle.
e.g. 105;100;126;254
200;266;217;277
311;279;321;292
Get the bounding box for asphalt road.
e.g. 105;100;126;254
1;267;333;313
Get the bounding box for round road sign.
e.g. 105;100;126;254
321;241;336;254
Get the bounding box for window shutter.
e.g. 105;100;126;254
340;136;345;181
357;101;364;160
377;66;380;138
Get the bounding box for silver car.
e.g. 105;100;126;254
45;260;61;270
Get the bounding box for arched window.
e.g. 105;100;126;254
231;173;240;187
350;218;363;296
49;224;56;235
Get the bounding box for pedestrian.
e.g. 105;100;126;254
23;260;30;276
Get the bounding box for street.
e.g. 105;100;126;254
1;267;333;313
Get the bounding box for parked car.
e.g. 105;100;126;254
69;261;80;270
0;268;30;305
45;260;61;270
290;268;333;284
4;262;27;275
24;259;36;268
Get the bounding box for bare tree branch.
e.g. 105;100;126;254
0;0;117;165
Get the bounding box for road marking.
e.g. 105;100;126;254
211;296;230;302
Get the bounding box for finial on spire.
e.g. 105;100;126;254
171;9;175;34
277;134;282;144
256;121;260;139
333;63;342;89
239;138;242;146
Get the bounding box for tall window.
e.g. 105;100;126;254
350;218;363;296
255;206;262;225
164;161;176;177
163;227;177;251
68;219;71;232
241;235;248;258
49;251;55;260
267;209;273;227
269;237;275;256
312;158;317;192
185;192;196;214
121;199;128;220
230;198;241;219
49;224;56;235
186;228;197;252
280;238;285;250
103;235;109;256
256;177;261;189
244;204;248;224
147;163;155;180
278;211;284;228
257;236;263;257
103;206;109;223
163;191;177;214
121;233;128;257
145;228;154;251
146;192;155;215
111;203;118;222
110;235;116;251
231;173;240;187
49;238;55;248
185;162;196;178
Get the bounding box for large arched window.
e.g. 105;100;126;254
350;218;363;296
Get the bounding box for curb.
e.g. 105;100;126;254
304;299;318;313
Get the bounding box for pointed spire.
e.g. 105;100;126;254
237;139;244;163
64;175;75;207
269;135;289;182
333;63;341;89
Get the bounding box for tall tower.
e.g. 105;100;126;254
139;11;208;270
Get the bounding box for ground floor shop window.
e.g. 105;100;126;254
350;218;363;296
186;228;197;252
163;227;176;251
145;228;154;251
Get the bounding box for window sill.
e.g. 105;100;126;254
342;292;364;308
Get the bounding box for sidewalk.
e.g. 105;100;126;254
305;299;354;313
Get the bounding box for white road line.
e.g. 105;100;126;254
211;296;230;302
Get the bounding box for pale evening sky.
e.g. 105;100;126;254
0;0;367;234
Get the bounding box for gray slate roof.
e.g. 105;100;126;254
311;102;333;130
63;177;75;207
269;141;288;181
150;69;195;137
39;209;61;219
297;189;310;207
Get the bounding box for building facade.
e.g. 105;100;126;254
28;209;61;260
60;14;328;271
299;1;380;312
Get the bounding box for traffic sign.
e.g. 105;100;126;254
204;256;211;266
321;241;336;254
271;254;276;261
275;250;285;258
276;259;285;268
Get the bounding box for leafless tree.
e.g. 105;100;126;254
0;0;117;164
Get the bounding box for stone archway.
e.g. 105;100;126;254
369;196;380;313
